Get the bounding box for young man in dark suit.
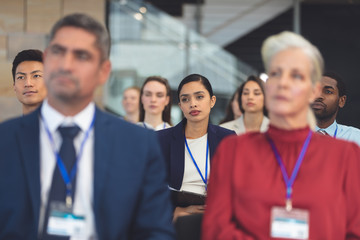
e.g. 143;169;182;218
0;13;174;240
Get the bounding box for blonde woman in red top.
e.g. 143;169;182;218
202;31;360;239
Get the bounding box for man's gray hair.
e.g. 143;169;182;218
49;13;110;62
261;31;324;85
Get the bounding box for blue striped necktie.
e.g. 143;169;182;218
42;126;80;240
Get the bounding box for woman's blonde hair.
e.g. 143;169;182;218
261;31;324;130
261;31;324;85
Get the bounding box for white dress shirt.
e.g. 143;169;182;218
181;134;209;196
39;100;97;239
315;120;360;147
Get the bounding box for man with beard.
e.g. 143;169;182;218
311;71;360;146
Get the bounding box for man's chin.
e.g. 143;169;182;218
314;113;333;122
312;109;325;118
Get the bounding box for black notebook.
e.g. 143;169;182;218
171;190;206;207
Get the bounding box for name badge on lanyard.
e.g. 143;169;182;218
42;112;96;238
266;130;312;240
270;206;309;239
47;202;86;237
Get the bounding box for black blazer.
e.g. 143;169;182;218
157;118;235;190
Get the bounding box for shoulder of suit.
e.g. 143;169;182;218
97;109;157;138
157;120;182;140
219;119;237;128
0;108;39;130
209;123;236;136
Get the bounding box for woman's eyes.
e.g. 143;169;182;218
243;92;262;96
268;71;304;81
180;95;205;102
292;73;304;80
268;71;280;78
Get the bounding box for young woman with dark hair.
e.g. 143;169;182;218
220;75;269;135
157;74;235;221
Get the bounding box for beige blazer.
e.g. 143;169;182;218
220;115;269;135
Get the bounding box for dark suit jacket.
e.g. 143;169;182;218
157;118;235;191
0;106;175;240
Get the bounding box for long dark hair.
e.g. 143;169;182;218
238;75;267;116
219;88;239;124
139;76;172;124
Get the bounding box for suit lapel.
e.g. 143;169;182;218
170;119;186;190
208;124;219;161
18;109;41;225
93;109;112;216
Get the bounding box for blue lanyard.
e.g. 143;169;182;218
319;124;337;138
143;122;166;130
333;124;338;138
184;135;209;191
266;130;312;211
42;113;95;207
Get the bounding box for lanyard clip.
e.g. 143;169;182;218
66;183;73;208
285;199;292;212
66;195;72;208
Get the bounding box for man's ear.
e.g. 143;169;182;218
339;95;346;108
98;60;112;85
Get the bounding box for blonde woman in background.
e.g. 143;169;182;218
202;31;360;239
121;86;140;123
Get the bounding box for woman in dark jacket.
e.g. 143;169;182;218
157;74;235;221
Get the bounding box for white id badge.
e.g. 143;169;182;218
47;202;86;237
270;206;309;239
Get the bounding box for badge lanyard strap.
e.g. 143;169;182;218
143;122;166;130
333;124;338;138
41;113;96;207
184;135;209;191
266;130;312;211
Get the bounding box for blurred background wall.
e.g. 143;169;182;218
0;0;105;122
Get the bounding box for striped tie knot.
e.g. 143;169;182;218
317;129;329;136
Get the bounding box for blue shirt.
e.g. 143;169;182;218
316;121;360;147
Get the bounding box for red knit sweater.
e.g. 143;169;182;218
202;125;360;240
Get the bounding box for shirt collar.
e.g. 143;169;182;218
41;99;95;133
316;120;337;136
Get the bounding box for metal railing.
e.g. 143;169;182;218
105;0;258;122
